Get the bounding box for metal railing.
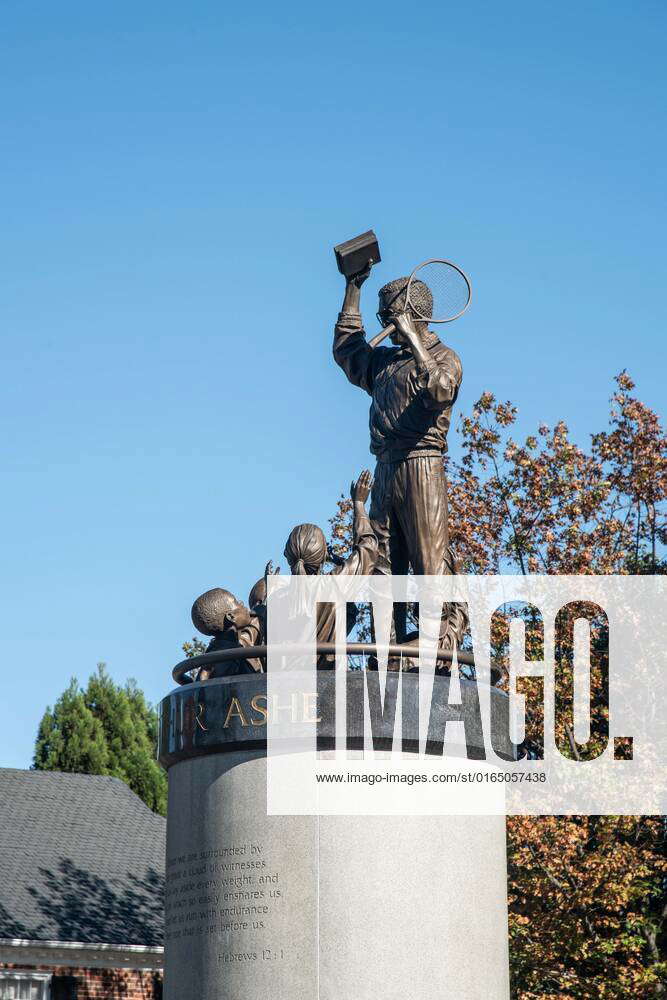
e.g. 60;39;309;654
171;642;495;686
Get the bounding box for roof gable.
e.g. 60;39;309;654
0;769;165;946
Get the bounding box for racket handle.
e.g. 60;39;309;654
368;322;395;348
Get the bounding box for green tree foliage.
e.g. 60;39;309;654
33;664;167;816
182;637;208;658
33;678;108;776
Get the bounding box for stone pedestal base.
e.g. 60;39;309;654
164;750;510;1000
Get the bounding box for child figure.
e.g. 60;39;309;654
247;560;280;645
283;469;377;660
190;587;262;679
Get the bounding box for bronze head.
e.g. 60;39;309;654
191;587;251;636
378;277;432;344
284;523;328;575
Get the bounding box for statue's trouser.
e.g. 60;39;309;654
370;454;457;644
370;453;449;578
161;675;512;1000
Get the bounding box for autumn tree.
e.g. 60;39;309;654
329;372;666;998
446;371;666;577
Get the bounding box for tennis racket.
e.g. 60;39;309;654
368;258;472;348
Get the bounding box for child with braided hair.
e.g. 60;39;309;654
283;470;377;657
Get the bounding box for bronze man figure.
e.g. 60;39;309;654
333;267;462;641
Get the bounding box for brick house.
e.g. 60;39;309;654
0;769;164;999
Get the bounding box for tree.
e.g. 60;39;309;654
34;678;109;776
182;637;208;658
329;372;666;998
34;664;167;816
508;814;665;999
444;371;666;578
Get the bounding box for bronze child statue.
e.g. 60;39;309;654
283;469;377;661
246;560;280;643
190;471;374;676
190;587;263;679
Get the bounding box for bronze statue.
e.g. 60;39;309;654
247;561;279;643
284;470;377;659
333;266;463;642
188;470;374;679
190;588;263;679
185;237;471;677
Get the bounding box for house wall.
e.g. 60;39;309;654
0;962;162;998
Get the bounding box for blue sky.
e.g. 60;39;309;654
0;1;665;768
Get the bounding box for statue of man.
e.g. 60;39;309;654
333;266;462;640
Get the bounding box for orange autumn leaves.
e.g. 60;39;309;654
329;371;666;997
448;372;666;577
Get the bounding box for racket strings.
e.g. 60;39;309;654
408;260;471;323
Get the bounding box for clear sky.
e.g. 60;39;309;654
0;1;665;769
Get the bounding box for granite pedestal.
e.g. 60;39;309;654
159;674;512;1000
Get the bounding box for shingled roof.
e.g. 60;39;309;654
0;769;165;946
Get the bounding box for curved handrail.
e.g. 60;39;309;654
172;642;491;686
